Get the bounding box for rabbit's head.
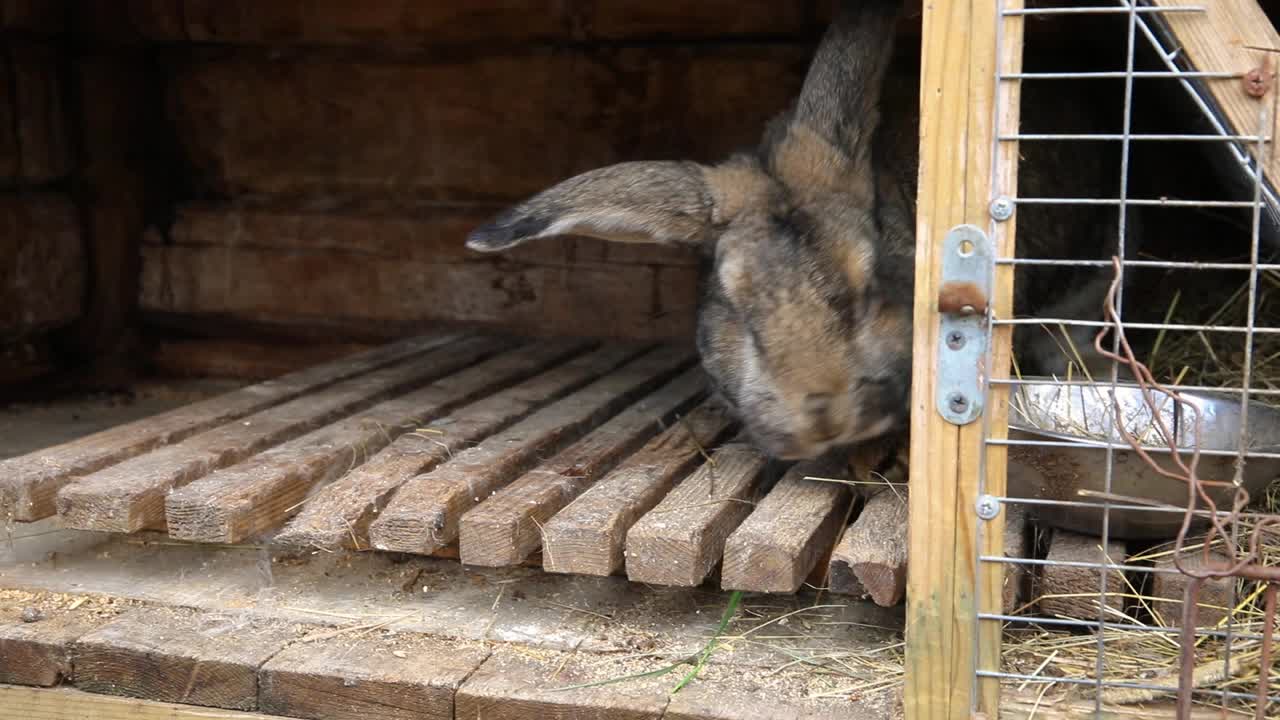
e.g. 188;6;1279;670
466;1;908;460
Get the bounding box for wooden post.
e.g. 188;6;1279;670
906;1;1023;718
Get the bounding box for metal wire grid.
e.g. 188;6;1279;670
973;1;1280;717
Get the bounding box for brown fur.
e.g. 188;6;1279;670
467;0;1131;460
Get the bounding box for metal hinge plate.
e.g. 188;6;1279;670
935;224;992;426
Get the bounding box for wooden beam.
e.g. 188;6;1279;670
0;333;454;522
458;367;706;567
56;336;504;533
1038;530;1128;621
907;0;1024;718
148;339;376;381
73;607;298;711
1001;503;1031;616
271;339;596;551
1150;0;1280;193
0;684;296;720
62;51;144;374
162;340;553;543
366;346;692;555
828;488;909;607
720;456;851;594
1149;547;1236;628
624;442;769;587
257;633;488;720
0;612;106;687
454;646;668;720
540;399;735;577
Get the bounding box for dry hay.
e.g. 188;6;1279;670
1001;270;1280;715
994;484;1280;717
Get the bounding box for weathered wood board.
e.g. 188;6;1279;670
459;366;707;567
1039;530;1128;621
721;456;852;594
540;399;736;577
272;339;597;550
74;608;300;710
828;488;909;608
0;333;457;522
258;633;488;720
367;346;692;555
625;441;770;587
57;337;505;533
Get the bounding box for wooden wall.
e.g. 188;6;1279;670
89;0;873;343
1;2;78;338
0;1;82;383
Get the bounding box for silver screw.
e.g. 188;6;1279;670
948;392;969;415
976;494;1001;520
989;197;1014;222
946;331;966;350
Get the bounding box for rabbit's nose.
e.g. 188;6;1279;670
804;393;832;416
804;393;840;441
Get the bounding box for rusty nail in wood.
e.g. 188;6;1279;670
1245;58;1274;99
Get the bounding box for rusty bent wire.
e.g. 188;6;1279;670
1093;256;1280;720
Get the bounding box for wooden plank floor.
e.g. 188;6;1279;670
1;332;917;598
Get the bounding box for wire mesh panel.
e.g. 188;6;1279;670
965;1;1280;717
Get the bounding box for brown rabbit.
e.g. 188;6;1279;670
467;0;1130;460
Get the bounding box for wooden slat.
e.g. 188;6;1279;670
907;0;1021;716
0;685;296;720
624;442;769;587
257;632;488;720
64;52;145;371
73;608;298;711
367;346;694;556
453;646;669;720
975;2;1025;711
162;341;584;544
0;615;102;688
828;488;910;607
1001;503;1031;615
271;340;602;551
1039;530;1127;621
0;333;455;521
540;400;735;577
1151;1;1280;192
142;242;699;343
1149;548;1235;628
55;336;503;533
149;339;376;381
458;367;707;567
720;456;851;594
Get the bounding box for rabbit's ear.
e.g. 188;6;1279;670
768;0;899;205
467;160;735;252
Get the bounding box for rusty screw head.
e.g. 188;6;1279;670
1245;65;1274;99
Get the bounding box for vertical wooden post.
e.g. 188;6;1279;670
906;1;1023;718
64;49;147;381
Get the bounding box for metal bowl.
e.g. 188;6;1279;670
1005;379;1280;540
